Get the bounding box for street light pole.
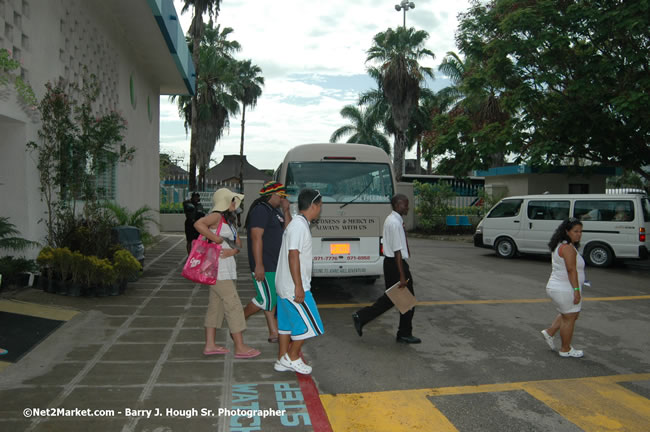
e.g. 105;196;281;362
394;1;415;28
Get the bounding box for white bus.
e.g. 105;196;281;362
275;143;396;280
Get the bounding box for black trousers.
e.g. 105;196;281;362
356;257;415;337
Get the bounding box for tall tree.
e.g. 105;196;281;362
445;0;650;181
329;105;391;155
366;27;435;180
430;51;508;176
171;22;240;190
181;0;222;191
234;60;264;192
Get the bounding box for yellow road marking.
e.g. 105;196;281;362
0;300;79;321
321;389;458;432
321;374;650;432
0;361;10;372
318;295;650;309
524;380;650;432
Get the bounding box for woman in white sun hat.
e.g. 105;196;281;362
194;188;260;359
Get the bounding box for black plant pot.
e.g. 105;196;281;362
67;282;83;297
55;278;69;295
43;275;56;293
118;280;128;294
94;284;108;297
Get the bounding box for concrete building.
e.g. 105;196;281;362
0;0;193;250
474;165;617;198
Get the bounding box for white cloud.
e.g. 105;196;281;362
163;0;470;171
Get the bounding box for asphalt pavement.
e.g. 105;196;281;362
1;234;649;431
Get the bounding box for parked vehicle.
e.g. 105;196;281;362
474;194;649;267
275;143;395;279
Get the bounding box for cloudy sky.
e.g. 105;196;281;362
160;0;471;172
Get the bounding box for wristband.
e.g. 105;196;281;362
573;287;580;291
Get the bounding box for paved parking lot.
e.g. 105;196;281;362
308;237;650;431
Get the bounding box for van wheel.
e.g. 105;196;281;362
584;243;614;267
495;237;517;259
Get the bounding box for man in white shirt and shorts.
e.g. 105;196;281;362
274;189;325;374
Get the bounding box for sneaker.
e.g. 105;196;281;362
274;359;292;372
541;330;555;351
558;347;584;358
278;353;312;374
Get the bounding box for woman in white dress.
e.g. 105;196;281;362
541;218;585;358
194;189;260;359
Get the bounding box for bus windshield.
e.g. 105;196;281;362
285;162;394;204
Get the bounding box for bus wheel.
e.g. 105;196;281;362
495;237;517;259
585;243;614;267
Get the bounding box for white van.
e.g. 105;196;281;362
474;194;649;267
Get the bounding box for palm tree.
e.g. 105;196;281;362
234;60;264;191
407;88;438;174
0;217;38;252
100;203;159;244
436;51;508;168
330;105;390;155
181;0;223;191
171;22;241;190
366;27;435;180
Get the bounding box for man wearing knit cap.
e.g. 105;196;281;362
243;181;292;342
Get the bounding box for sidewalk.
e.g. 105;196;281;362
0;234;327;432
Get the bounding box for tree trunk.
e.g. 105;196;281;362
393;131;407;182
427;158;432;175
416;137;422;175
239;104;246;193
188;15;202;192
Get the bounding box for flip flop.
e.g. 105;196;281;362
267;337;279;343
0;349;7;356
203;347;229;355
234;348;261;359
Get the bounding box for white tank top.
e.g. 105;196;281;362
209;219;238;280
546;242;585;291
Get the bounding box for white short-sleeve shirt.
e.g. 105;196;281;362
382;210;409;259
275;215;313;299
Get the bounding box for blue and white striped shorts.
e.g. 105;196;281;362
277;291;324;340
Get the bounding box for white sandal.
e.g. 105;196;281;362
541;330;555;351
278;353;312;374
558;347;584;358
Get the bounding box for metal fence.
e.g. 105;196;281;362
160;177;242;211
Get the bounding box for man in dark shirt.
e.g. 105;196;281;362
183;192;205;254
243;181;292;342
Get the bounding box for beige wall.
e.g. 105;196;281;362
486;173;608;198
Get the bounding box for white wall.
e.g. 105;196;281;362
0;0;167;254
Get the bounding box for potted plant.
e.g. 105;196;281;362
95;258;115;297
68;251;86;297
113;249;141;293
0;257;36;292
36;246;55;292
51;247;73;295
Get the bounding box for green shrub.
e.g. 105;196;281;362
113;249;141;282
159;202;184;214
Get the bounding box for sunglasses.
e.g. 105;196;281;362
311;190;321;205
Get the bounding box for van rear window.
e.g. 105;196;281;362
488;199;523;218
642;198;650;222
574;200;634;222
